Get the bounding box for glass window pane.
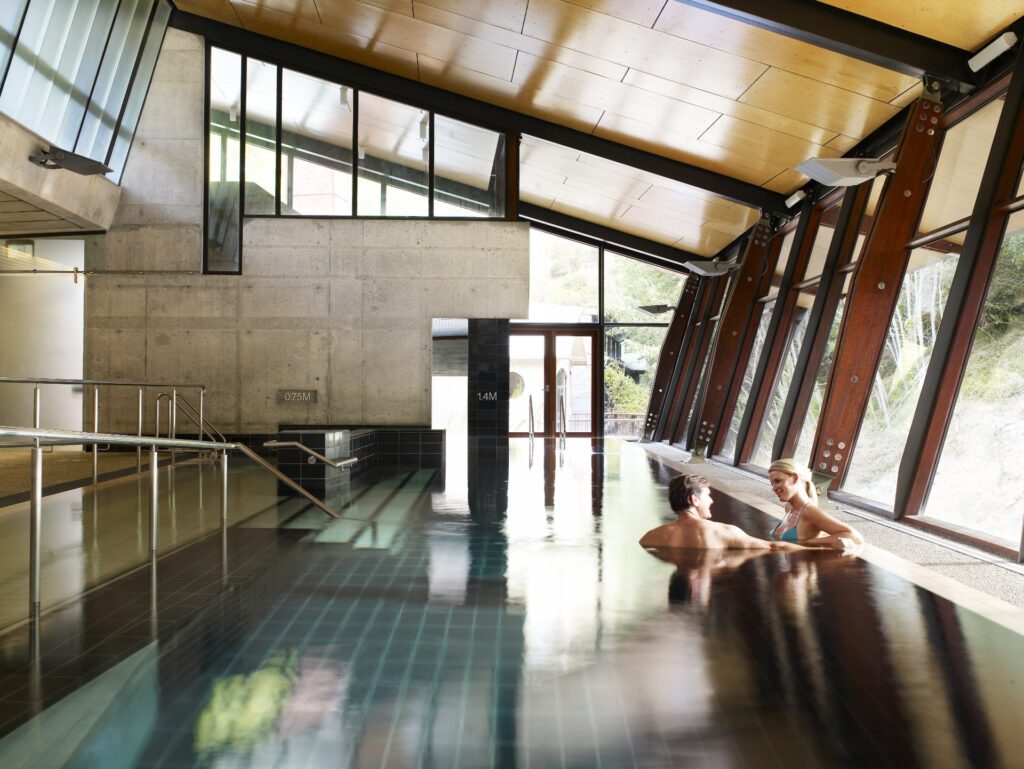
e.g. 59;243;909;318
106;0;170;181
802;202;842;280
0;1;29;83
792;278;851;466
918;97;1004;237
557;335;592;433
604;326;670;439
765;229;796;299
843;247;960;504
520;229;598;322
434;115;504;217
280;71;352;216
0;0;118;149
603;251;684;324
244;59;277;215
749;296;814;468
76;0;154;163
719;302;773;459
510;335;545;433
207;47;241;273
357;93;428;216
684;321;716;439
924;209;1024;542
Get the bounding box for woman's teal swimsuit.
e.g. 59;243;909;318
771;504;804;542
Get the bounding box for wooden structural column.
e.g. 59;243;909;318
735;197;820;464
692;216;774;456
810;94;943;491
646;276;700;441
776;182;872;460
897;57;1024;521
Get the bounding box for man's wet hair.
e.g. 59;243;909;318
668;474;710;513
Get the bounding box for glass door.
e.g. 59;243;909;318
511;329;598;436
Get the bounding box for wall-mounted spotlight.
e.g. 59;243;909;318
795;157;896;186
968;31;1018;72
29;146;112;176
784;189;807;209
638;304;673;315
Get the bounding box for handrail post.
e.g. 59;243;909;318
528;394;534;441
199;389;205;443
221;450;228;527
29;388;42;618
137;388;143;474
92;386;99;485
149;445;159;553
170;389;178;466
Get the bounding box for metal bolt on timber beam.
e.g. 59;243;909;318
809;96;943;496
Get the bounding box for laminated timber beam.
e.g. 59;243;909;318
674;0;976;88
171;10;788;215
691;217;776;456
809;95;943;494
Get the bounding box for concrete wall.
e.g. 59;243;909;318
85;30;530;433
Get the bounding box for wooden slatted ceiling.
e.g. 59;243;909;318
0;191;88;237
175;0;1017;250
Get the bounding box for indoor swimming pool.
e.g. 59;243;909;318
0;438;1022;768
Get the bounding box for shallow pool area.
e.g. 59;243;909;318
0;438;1022;768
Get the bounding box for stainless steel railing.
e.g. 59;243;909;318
264;441;358;469
1;425;233;622
0;376;206;482
528;395;535;442
558;394;567;448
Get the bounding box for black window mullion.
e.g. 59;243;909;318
202;39;211;273
104;0;160;168
427;110;434;217
351;88;358;215
238;54;247;273
72;0;126;151
275;64;282;216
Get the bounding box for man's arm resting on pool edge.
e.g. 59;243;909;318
716;522;805;551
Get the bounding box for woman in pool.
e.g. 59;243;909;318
767;458;863;551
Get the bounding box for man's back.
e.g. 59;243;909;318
640;518;760;550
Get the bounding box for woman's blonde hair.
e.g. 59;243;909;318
768;458;817;505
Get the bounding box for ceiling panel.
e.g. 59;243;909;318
654;3;918;101
817;0;1023;50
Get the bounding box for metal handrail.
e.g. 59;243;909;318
264;441;358;469
176;396;227;444
0;376;205;390
528;395;535;442
558;394;567;447
3;423;342;628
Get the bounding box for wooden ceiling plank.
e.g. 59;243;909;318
656;3;918;101
417;0;529;34
674;0;976;86
521;0;767;100
413;3;628;80
699;114;842;169
740;67;901;140
623;68;840;145
559;0;667;28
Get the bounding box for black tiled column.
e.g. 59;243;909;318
467;319;510;518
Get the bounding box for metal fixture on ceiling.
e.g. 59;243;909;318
682;259;740;277
795;157;897;186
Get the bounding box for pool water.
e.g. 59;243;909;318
1;438;1023;768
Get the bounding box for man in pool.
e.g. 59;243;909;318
640;473;804;551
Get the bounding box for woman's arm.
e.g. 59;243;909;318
801;505;863;548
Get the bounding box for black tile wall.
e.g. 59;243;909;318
467;319;510;517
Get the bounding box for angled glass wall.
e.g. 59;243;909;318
924;209;1024;543
0;0;170;183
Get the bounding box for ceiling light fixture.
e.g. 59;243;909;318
682;259;740;278
638;304;673;315
968;31;1018;72
795;157;896;186
784;189;807;209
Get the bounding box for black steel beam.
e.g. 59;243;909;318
518;202;706;271
674;0;975;87
170;9;787;214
